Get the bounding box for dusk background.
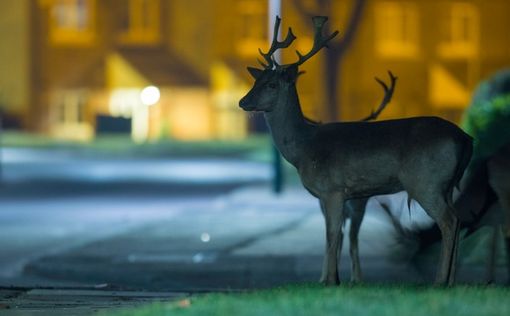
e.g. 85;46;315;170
0;0;509;314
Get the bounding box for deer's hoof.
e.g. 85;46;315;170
350;276;363;284
320;277;340;286
433;278;451;287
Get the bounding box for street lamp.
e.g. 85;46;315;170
140;85;160;106
269;0;284;194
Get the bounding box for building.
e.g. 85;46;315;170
279;0;510;122
0;0;509;141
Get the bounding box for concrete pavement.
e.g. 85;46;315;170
0;287;188;315
0;147;508;314
21;185;509;293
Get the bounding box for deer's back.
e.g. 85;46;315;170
307;116;468;159
298;116;471;198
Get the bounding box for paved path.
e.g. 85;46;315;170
20;186;508;292
0;288;188;315
0;147;507;314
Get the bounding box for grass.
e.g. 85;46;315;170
103;284;510;316
1;131;273;160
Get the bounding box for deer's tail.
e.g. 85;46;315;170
454;160;494;223
447;136;473;212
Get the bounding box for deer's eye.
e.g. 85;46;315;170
268;83;277;89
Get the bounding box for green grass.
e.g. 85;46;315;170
103;284;510;316
1;132;273;160
1;131;75;147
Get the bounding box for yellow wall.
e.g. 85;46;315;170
0;0;31;117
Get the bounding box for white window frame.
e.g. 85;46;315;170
437;2;479;59
117;0;161;45
374;2;419;59
49;0;95;45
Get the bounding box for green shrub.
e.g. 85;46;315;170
461;70;510;162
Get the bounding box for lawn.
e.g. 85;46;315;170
103;284;510;316
1;131;273;160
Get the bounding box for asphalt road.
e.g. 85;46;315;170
0;147;507;292
0;147;272;288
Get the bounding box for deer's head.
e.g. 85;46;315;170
239;16;338;113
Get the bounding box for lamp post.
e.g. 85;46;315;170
133;85;160;143
269;0;284;194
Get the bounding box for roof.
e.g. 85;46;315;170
56;46;208;90
223;57;257;84
57;56;106;90
117;46;208;87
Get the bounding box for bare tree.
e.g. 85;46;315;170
293;0;367;121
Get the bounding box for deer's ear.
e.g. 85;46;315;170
283;64;299;82
247;67;263;80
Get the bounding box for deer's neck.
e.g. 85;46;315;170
264;85;313;166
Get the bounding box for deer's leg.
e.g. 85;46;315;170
505;234;510;285
417;196;459;286
497;195;510;284
319;200;328;282
434;211;459;286
489;185;510;284
499;199;510;285
349;199;367;283
319;193;345;286
488;152;510;284
485;225;499;284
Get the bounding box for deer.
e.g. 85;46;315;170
392;70;510;284
239;16;473;286
487;144;510;282
407;142;510;284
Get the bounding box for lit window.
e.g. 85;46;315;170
374;2;419;58
117;0;161;45
53;91;87;123
437;3;479;58
49;0;95;45
236;0;267;57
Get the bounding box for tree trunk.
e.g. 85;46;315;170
324;48;341;121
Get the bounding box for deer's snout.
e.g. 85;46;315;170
239;95;254;111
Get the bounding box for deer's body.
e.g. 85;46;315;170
240;16;472;285
283;117;467;200
396;143;510;284
487;145;510;282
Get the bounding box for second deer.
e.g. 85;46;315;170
239;16;472;286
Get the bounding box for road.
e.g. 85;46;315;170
0;147;506;292
0;147;272;288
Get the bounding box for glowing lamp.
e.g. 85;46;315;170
140;86;160;106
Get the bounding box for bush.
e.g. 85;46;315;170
461;69;510;161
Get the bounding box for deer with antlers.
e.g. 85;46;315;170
239;16;472;286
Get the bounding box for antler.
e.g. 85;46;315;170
259;16;297;69
361;71;398;121
294;16;339;66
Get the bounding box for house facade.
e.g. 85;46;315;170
0;0;509;141
279;0;510;122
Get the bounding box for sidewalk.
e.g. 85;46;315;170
23;185;505;291
0;287;188;315
3;185;507;314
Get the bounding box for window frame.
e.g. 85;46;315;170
235;0;268;58
437;2;480;59
117;0;161;45
48;0;96;46
374;2;420;59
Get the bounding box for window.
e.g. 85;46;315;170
236;0;267;57
437;3;479;58
50;90;93;140
374;2;419;58
49;0;95;45
117;0;161;45
54;91;87;124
